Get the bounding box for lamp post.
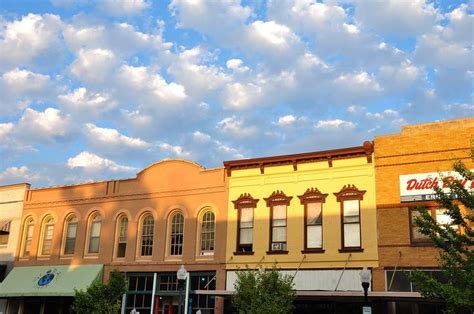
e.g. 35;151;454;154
360;266;371;311
177;265;187;314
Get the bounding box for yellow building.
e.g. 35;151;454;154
223;142;378;311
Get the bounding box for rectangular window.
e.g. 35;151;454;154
41;224;54;255
306;202;322;249
238;207;253;252
342;200;361;248
386;270;447;292
0;221;11;246
88;221;101;253
271;204;287;251
410;208;456;244
23;224;34;256
64;222;77;255
117;218;128;258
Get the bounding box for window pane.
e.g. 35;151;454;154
117;243;126;258
343;200;359;223
307;203;322;225
272;226;286;242
411;210;429;240
170;213;184;255
240;208;253;223
387;271;411;292
344;223;360;247
435;209;457;230
91;221;101;237
27;225;34;238
272;219;286;227
201;212;215;252
89;237;99;253
64;238;75;255
307;225;322;248
273;205;286;220
67;223;77;238
239;228;252;244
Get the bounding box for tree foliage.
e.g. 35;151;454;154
73;270;128;314
232;265;295;314
409;160;474;313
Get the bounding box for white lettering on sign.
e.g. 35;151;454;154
400;170;473;202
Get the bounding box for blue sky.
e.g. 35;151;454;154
0;0;472;187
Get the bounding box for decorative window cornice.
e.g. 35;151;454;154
333;184;366;201
232;193;259;209
264;190;292;206
298;187;328;204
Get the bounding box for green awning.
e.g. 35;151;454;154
0;264;103;297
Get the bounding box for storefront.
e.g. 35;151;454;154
0;264;102;314
124;271;218;314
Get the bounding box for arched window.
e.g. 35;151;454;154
200;211;215;255
87;213;102;254
116;215;128;258
140;214;154;257
21;217;34;257
170;212;184;256
40;216;55;256
63;215;78;255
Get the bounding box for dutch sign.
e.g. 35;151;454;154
400;170;474;202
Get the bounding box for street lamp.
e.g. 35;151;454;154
177;265;187;314
360;266;371;304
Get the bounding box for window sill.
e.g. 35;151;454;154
338;247;364;253
59;255;73;260
37;256;51;260
410;241;434;247
233;251;254;256
84;254;99;259
301;248;325;254
266;250;289;255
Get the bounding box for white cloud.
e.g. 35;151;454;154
16;108;72;142
158;143;191;158
0;68;55;115
192;131;211;142
0;166;41;184
226;59;249;73
217;116;257;136
58;88;117;116
379;61;421;91
277;115;306;126
347;105;367;114
355;0;440;37
64;21;172;57
0;13;64;69
70;48;118;84
117;65;187;107
85;123;150;149
0;123;14;140
444;103;474;117
67;151;137;172
168;47;230;100
98;0;150;16
315;119;355;129
169;0;252;44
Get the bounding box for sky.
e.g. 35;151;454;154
0;0;472;188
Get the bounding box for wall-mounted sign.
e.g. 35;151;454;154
400;170;473;202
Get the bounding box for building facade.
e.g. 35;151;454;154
0;160;228;314
223;142;379;313
0;183;30;313
372;117;474;313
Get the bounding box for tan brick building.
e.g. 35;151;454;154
1;160;228;314
373;117;474;313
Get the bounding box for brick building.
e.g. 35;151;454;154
372;117;474;313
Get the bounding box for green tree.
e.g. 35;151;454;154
409;160;474;313
73;270;128;314
232;265;295;314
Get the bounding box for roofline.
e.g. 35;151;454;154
0;183;31;190
223;141;374;176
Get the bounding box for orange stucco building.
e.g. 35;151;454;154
373;117;474;313
6;160;228;314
